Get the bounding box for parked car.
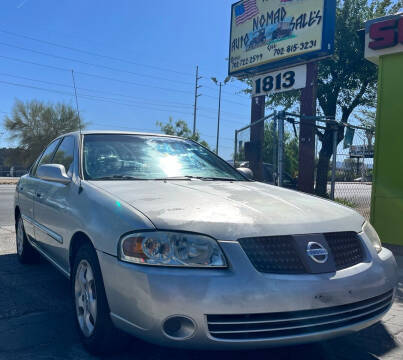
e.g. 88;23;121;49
15;131;397;354
238;161;298;189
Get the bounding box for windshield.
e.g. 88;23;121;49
83;134;246;181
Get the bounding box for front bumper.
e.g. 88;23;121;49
97;242;398;350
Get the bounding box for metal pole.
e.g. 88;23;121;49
216;82;222;154
278;111;284;187
361;137;365;182
234;130;238;164
330;126;338;200
272;112;277;183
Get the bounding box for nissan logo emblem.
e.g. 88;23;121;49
306;242;328;264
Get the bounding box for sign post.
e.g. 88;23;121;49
298;62;318;193
250;95;266;181
229;0;335;188
365;13;403;248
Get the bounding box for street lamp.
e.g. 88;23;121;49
211;76;231;154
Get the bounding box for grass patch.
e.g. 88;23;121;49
334;198;357;208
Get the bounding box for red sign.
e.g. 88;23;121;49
369;17;403;50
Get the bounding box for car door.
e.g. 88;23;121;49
18;139;60;240
33;135;77;268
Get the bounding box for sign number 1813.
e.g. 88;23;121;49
252;65;307;97
255;71;296;94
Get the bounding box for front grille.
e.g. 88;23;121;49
207;290;393;340
325;232;364;270
239;232;364;274
238;236;306;274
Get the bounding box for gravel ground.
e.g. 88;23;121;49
0;177;19;185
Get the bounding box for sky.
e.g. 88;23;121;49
0;0;252;160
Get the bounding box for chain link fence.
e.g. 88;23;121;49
327;128;374;219
234;111;374;220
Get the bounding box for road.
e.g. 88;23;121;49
0;184;402;359
0;184;15;226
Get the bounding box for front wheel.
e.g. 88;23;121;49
72;243;129;355
16;216;40;264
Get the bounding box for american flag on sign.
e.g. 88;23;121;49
234;0;259;25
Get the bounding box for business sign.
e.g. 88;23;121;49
229;0;335;78
349;145;374;159
365;13;403;64
252;64;306;96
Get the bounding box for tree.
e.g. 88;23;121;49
354;109;376;146
235;121;299;177
250;0;400;196
156;117;210;149
4;99;85;167
262;121;299;177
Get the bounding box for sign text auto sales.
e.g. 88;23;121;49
231;7;322;53
229;0;327;76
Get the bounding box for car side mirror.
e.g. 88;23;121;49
236;167;254;180
37;164;71;184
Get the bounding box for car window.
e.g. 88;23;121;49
53;136;75;176
32;139;60;176
83;134;246;181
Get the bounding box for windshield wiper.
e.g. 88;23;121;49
92;175;143;180
154;176;237;181
152;176;196;181
193;176;237;181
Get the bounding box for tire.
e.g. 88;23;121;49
16;216;40;264
71;243;130;355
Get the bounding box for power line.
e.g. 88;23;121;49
197;113;246;126
201;82;249;98
0;72;194;109
0;55;192;95
198;106;248;120
0;79;196;116
0;41;195;86
0;73;248;123
0;56;249;109
202;93;248;107
0;30;252;104
0;30;194;76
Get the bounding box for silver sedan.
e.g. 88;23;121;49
14;131;398;355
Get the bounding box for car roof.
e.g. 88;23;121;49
56;130;183;140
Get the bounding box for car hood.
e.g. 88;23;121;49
89;180;365;240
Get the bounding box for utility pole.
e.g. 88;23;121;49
193;66;202;136
298;62;318;193
216;82;222;154
211;76;230;155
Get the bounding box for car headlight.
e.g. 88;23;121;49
362;221;382;253
119;231;227;267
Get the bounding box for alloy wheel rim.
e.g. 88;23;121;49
17;219;24;256
74;259;97;337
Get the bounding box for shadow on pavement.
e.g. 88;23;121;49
0;252;400;360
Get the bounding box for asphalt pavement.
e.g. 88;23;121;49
0;184;15;226
0;184;402;359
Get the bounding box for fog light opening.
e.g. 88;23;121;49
162;316;196;340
